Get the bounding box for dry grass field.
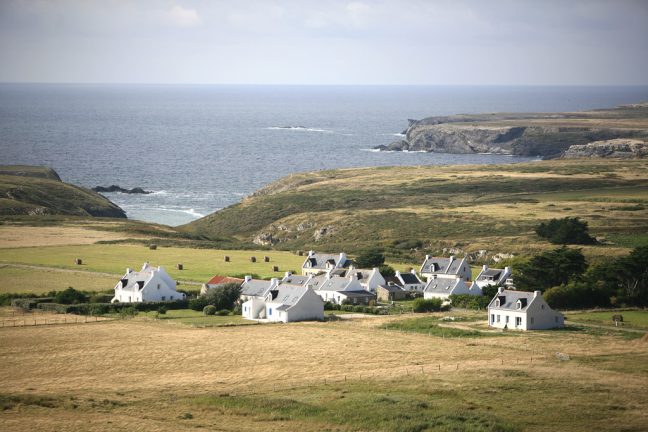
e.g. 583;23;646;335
0;224;146;248
1;312;646;431
0;265;117;294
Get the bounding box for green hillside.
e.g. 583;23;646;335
182;159;648;262
0;165;126;218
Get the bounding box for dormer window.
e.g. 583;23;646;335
495;299;500;307
516;300;522;309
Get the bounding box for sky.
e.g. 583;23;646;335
0;0;647;85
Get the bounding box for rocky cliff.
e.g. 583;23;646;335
0;165;127;218
563;139;648;159
375;103;648;158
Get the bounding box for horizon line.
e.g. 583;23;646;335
2;82;648;87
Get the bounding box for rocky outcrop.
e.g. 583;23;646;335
563;139;648;159
93;185;151;194
374;103;648;158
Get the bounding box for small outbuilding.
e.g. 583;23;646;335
377;283;408;302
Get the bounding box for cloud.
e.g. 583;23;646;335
165;5;202;28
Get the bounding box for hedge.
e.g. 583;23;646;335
11;297;54;310
448;294;491;310
36;299;189;315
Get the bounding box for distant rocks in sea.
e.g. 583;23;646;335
93;185;152;194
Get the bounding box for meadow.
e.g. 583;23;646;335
0;311;646;431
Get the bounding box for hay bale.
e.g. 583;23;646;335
176;264;183;270
224;256;230;262
250;256;256;263
273;266;279;272
264;256;270;262
149;244;157;250
75;258;82;265
555;352;570;361
297;250;304;256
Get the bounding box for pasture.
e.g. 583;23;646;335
0;265;117;294
0;311;647;431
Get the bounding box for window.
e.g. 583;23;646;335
170;295;173;300
505;316;510;324
491;314;495;324
157;284;160;290
531;317;535;324
268;308;273;316
555;316;558;323
161;296;165;301
515;317;522;326
244;306;247;312
496;315;500;323
541;304;545;309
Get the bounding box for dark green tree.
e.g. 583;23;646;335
190;282;241;311
54;287;88;304
535;217;597;245
515;247;588;291
354;249;385;268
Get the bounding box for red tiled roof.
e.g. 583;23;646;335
206;275;244;285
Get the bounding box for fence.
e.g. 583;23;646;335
0;309;113;328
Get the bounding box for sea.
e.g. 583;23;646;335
1;84;648;226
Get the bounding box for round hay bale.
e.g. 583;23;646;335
75;258;82;265
224;256;230;262
273;266;279;272
264;256;270;262
250;256;256;263
149;244;157;250
176;264;183;270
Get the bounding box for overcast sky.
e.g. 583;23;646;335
1;0;647;85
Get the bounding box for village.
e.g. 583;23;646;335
110;250;564;331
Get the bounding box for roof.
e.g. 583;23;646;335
282;274;311;285
302;253;349;270
421;256;467;275
384;276;403;287
477;269;503;281
423;278;461;294
316;277;351;292
379;284;405;293
488;290;535;311
399;272;422;284
241;279;273;297
117;263;158;292
266;285;310;309
206;275;244;285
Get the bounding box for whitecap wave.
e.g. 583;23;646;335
266;126;334;133
149;190;168;195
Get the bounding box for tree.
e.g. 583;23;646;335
535;217;597;245
515;247;588;292
191;282;241;311
354;249;385;268
55;287;88;304
378;264;396;277
587;246;648;306
481;284;500;299
543;281;612;310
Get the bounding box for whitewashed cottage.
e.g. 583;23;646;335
239;276;279;302
311;274;375;305
488;287;564;330
393;270;426;292
301;251;350;276
111;263;185;303
474;265;512;289
423;277;482;300
242;283;324;323
420;255;472;281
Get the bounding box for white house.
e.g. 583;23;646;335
240;276;279;302
242;284;324;323
301;251;350;276
394;270;426;292
111;263;185;303
488;287;564;331
420;255;472;281
343;267;386;293
311;274;365;304
474;265;512;289
423;277;481;300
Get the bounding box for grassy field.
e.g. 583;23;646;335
139;309;258;327
0;244;308;282
0;312;647;431
566;310;648;330
0;265;117;294
182;159;648;263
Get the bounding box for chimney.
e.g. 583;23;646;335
482;264;488;272
126;268;132;274
449;255;455;261
505;266;511;273
244;275;252;282
270;278;279;287
498;286;504;294
284;271;292;278
339;252;347;263
395;270;402;277
425;254;430;261
533;290;541;298
308;250;315;257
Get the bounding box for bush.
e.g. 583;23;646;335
55;287;88;305
354;249;385;268
216;309;231;316
157;305;168;315
412;298;443;313
190;297;209;311
543;281;612;310
89;293;113;303
449;294;490;310
323;301;335;311
378;264;396;277
193;283;241;311
341;304;353;312
536;217;597;245
119;307;138;319
203;305;217;316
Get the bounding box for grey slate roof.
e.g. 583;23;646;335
421;256;467;276
267;284;309;309
241;279;273;297
303;254;349;270
384;276;403;287
317;277;351;292
423;278;461;294
400;273;421;284
282;274;310;285
379;284;405;293
477;269;503;281
119;268;154;292
340;290;376;299
488;290;535;311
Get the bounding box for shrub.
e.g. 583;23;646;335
190;297;209;311
323;301;335;311
412;298;443;313
216;309;231;316
119;307;138;319
378;264;396;277
535;217;597;245
203;305;217;316
354;249;385;268
54;287;88;305
340;304;353;312
157;306;168;315
89;293;113;303
449;294;490;310
196;283;241;311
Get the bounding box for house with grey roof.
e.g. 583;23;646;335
301;251;350;276
240;276;279;302
281;272;312;286
111;263;185;303
474;265;512;289
377;283;408;302
488;287;564;330
394;270;426;292
343;266;386;292
423;277;481;300
420;255;472;281
308;274;376;305
242;284;324;323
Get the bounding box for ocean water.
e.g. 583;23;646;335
1;84;648;226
